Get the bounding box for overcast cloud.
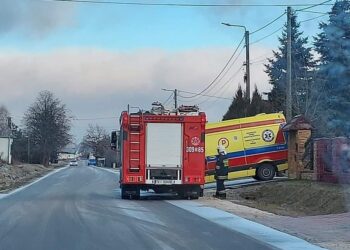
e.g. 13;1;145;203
0;46;271;140
0;0;75;36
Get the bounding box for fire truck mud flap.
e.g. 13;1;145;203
177;185;202;200
121;185;140;200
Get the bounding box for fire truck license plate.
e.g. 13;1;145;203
153;180;175;185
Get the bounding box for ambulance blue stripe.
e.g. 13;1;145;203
206;144;287;162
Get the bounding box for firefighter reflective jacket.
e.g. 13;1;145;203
215;154;228;180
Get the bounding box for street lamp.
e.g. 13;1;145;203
222;22;250;101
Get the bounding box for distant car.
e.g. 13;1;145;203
88;159;96;166
69;160;78;166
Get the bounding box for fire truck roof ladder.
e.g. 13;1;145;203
129;114;142;172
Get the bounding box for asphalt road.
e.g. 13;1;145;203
0;162;276;250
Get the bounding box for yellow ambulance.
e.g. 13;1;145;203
205;113;288;183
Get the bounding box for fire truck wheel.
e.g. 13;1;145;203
256;163;276;181
177;188;200;200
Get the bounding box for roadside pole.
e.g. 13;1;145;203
286;6;292;121
245;30;250;101
174;89;178;109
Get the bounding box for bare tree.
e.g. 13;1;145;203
82;124;110;158
0;105;10;136
24;91;72;166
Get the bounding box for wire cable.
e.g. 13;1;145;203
300;13;328;23
163;93;174;106
180;44;245;101
250;12;286;35
73;117;118;121
41;0;334;8
181;35;244;99
178;90;233;101
250;26;283;45
296;0;333;12
197;66;244;108
298;10;328;14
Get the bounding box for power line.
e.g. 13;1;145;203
250;12;286;35
178;65;244;107
41;0;334;7
73;117;118;121
250;58;269;65
188;45;245;101
250;26;283;45
296;0;333;12
300;13;328;23
178;90;233;101
250;52;274;63
298;10;328;14
195;66;244;107
182;35;244;99
163;93;174;106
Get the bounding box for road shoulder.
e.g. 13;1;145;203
0;165;68;200
198;198;350;250
168;200;324;250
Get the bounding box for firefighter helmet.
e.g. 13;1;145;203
217;145;226;154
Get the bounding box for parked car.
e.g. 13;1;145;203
69;160;78;167
88;159;96;166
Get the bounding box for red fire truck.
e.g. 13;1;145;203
117;104;206;199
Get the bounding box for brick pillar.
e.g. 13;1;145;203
288;130;311;179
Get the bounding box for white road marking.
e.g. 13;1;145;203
167;200;326;250
0;166;69;200
94;167;120;174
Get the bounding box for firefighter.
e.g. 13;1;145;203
215;145;228;199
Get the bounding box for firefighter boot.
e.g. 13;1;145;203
219;192;226;199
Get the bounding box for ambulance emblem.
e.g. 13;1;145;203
191;137;201;146
262;129;274;142
218;138;229;148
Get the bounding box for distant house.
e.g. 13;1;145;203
58;144;77;160
0;136;13;164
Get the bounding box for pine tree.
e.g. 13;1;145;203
247;86;272;116
223;85;249;120
314;0;350;136
265;11;315;117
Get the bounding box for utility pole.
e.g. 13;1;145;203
27;135;30;164
161;88;178;109
7;117;11;164
221;23;250;101
245;30;250;101
174;89;178;109
286;6;292;121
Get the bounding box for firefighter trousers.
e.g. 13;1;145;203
216;179;226;198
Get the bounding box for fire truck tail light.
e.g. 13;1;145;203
127;176;143;182
185;176;201;183
194;177;200;183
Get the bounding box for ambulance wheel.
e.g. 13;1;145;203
252;175;260;181
256;163;275;181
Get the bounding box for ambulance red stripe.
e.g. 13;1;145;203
205;119;285;134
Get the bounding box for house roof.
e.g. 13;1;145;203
59;144;77;154
283;115;314;131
